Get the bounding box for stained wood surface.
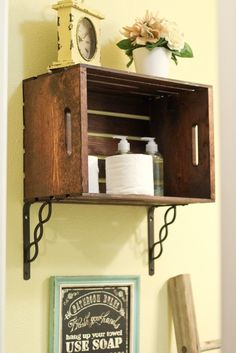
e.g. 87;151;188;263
23;68;87;199
23;64;215;204
30;195;213;206
150;90;214;199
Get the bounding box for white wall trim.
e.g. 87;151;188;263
219;0;236;351
0;0;8;351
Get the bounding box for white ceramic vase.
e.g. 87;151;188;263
133;47;171;78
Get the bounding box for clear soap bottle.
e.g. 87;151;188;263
142;137;164;196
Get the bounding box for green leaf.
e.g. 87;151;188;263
116;39;132;50
117;35;193;68
146;43;157;50
173;42;193;58
125;48;132;56
127;57;134;67
156;37;168;47
171;53;178;65
183;42;193;57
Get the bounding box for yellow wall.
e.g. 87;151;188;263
7;0;220;352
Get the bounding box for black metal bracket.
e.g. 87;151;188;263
23;200;178;279
148;205;177;275
23;201;52;280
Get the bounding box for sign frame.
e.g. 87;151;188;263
49;276;140;353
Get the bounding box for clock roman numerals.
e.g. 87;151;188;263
76;18;97;60
57;31;61;50
69;13;74;22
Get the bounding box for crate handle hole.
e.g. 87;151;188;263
192;124;199;166
64;107;72;156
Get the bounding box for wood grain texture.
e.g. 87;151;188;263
168;274;220;353
168;274;201;353
30;195;213;206
23;68;85;199
88;113;149;137
150;88;214;199
23;64;215;204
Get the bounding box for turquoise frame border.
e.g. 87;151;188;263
49;275;140;353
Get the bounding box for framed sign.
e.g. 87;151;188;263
49;276;140;353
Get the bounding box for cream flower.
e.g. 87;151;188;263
160;20;185;51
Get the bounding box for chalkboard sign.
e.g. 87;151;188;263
49;276;140;353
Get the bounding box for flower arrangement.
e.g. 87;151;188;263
117;11;193;67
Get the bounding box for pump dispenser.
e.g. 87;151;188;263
141;137;164;196
105;135;154;195
113;135;130;154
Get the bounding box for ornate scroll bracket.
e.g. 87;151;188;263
23;201;52;280
148;205;177;276
23;201;180;279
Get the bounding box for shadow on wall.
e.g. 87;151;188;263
21;21;57;78
100;35;130;71
7;82;26;271
38;204;147;269
21;21;127;77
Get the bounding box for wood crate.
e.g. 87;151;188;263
23;64;215;206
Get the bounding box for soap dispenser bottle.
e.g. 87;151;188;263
113;135;130;154
142;137;164;196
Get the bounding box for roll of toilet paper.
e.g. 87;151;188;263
106;154;154;196
88;156;99;193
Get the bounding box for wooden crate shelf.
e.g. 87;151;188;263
23;64;215;205
22;64;215;278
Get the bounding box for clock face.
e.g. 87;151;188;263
76;17;97;61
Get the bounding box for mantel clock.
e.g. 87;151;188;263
49;0;104;70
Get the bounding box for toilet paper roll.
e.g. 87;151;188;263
106;154;154;196
88;156;99;193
